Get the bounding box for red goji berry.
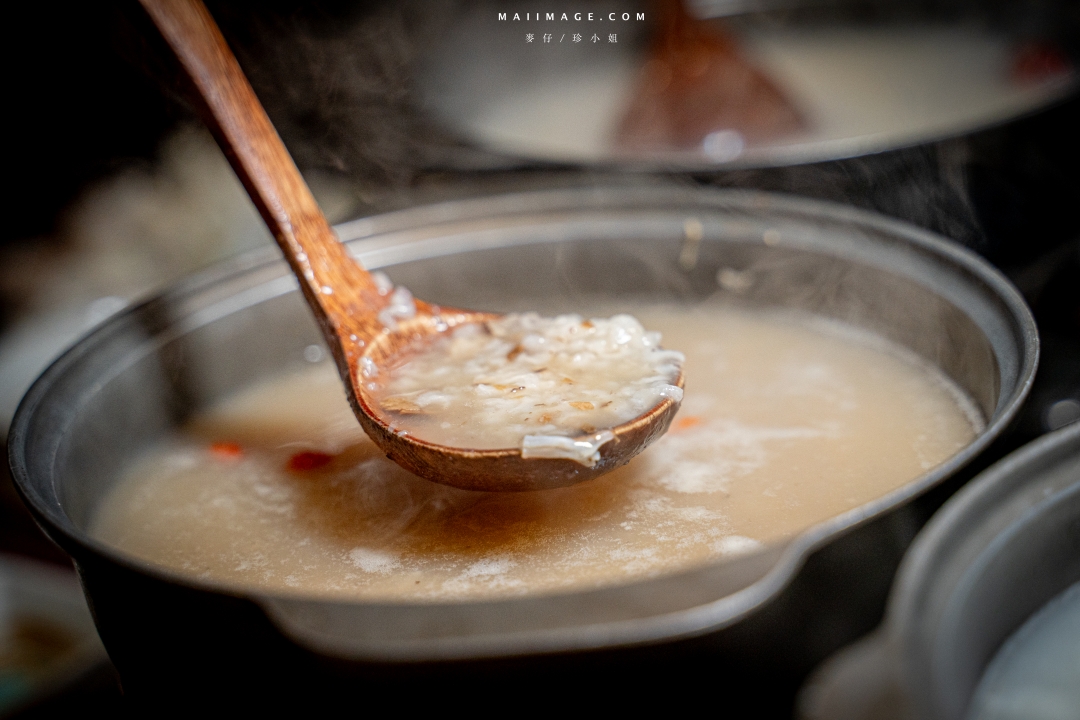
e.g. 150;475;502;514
287;451;334;472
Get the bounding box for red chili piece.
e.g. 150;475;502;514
210;442;243;460
287;451;334;472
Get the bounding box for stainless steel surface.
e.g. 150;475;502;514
6;187;1037;703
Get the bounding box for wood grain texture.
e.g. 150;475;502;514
138;0;384;370
139;0;682;491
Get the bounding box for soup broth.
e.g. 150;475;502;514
90;303;981;601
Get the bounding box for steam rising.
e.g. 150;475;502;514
209;0;484;185
199;0;1048;255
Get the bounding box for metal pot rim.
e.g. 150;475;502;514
7;186;1039;661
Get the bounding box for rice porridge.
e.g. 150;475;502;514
90;302;981;601
371;312;684;465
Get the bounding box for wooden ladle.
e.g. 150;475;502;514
139;0;682;492
616;0;803;154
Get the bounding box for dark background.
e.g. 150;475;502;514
1;0;1078;716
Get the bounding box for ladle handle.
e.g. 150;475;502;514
138;0;381;324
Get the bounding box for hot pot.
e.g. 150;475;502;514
214;0;1079;266
797;420;1079;720
894;417;1080;720
7;187;1036;711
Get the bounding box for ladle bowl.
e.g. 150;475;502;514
140;0;682;491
